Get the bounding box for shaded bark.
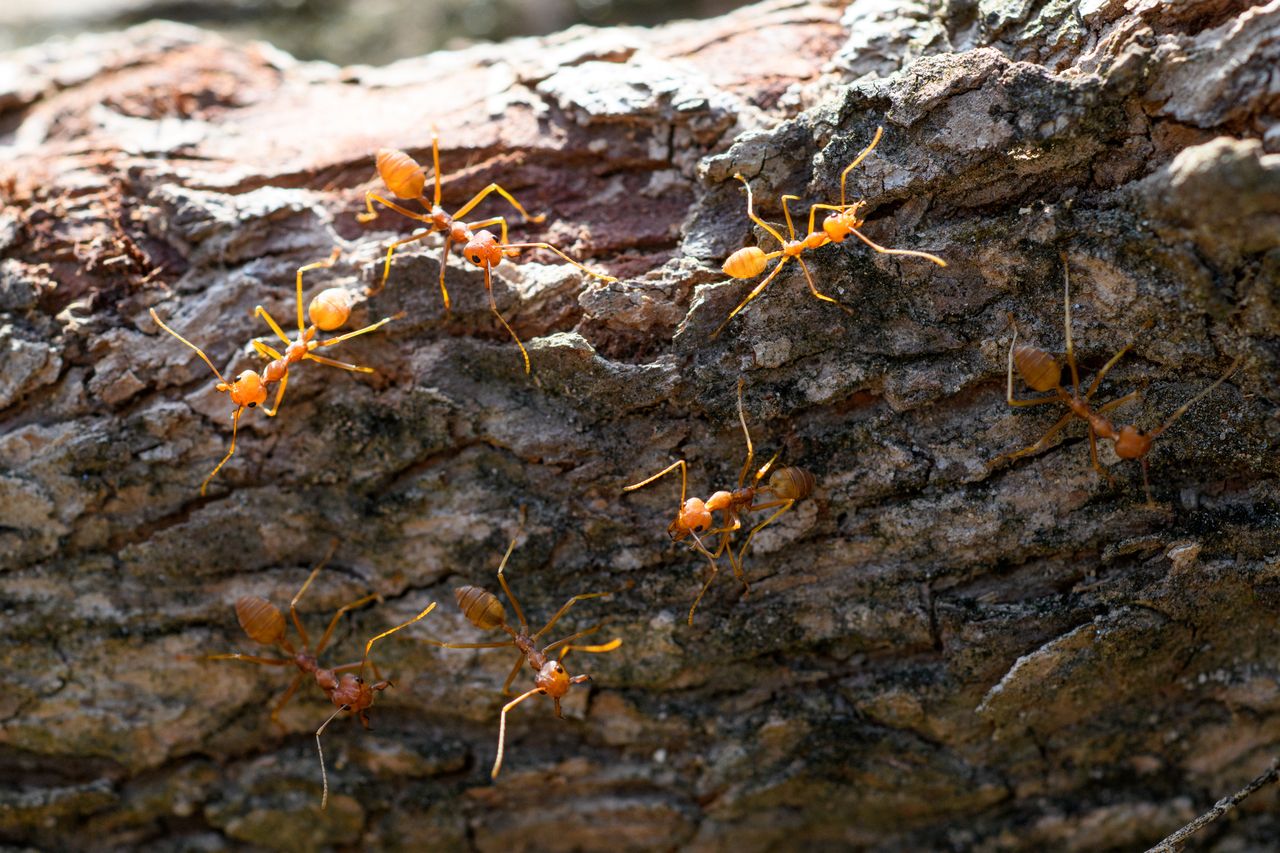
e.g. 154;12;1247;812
1;1;1278;850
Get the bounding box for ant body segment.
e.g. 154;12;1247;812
149;249;401;494
996;255;1242;504
716;126;947;337
185;542;436;809
358;129;616;373
420;516;621;777
624;379;815;624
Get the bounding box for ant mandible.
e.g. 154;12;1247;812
995;254;1243;504
420;513;621;778
624;379;815;624
149;248;402;494
184;541;437;809
357;128;617;373
715;126;947;338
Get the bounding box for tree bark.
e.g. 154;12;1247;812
1;1;1278;850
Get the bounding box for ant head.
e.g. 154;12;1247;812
463;231;505;269
307;287;352;332
375;148;426;199
823;210;858;242
228;370;267;409
670;497;712;540
535;659;571;697
1114;425;1153;460
1014;345;1061;393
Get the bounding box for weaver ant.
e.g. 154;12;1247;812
624;379;815;624
995;255;1243;504
716;126;947;337
149;249;401;495
420;514;621;777
185;541;437;809
357;129;616;373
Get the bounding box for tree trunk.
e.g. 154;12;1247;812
1;1;1277;850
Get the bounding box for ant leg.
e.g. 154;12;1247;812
797;257;853;314
438;238;454;311
467;216;511;249
1060;257;1082;395
451;184;546;225
261;374;288;417
368;230;437;297
543;624;604;654
149;308;229;385
846;227;947;267
195;652;292;666
287;541;339;649
316;704;348;810
736;499;795;569
999;411;1075;463
251;340;284;362
1093;390;1142;417
358;191;432;225
1084;343;1136;400
429;127;442;206
731;174;787;245
254;306;294;347
492;687;542;778
495;509;530;633
624;460;688;506
270;674;305;721
304;353;374;374
711;256;793;339
200;407;243;496
419;638;517;650
314;313;402;348
1147;356;1243;440
779;195;801;240
556;638;622;661
501;654;527;696
498;243;617;283
687;554;721;626
533;593;609;640
1087;427;1117;484
313;593;383;656
359;601;437;679
1140;458;1155;507
295;248;341;334
736;378;755;488
482;265;532;374
839;126;884;207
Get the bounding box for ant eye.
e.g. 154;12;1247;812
247;402;257;408
354;676;363;684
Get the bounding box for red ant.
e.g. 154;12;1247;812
624;379;815;624
420;514;621;777
996;255;1243;504
716;126;947;338
185;541;436;809
149;249;401;494
357;129;616;373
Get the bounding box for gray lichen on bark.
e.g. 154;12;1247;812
0;0;1278;850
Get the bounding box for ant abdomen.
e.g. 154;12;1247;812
723;246;769;279
235;596;286;645
375;148;426;200
455;585;507;631
1014;345;1061;392
307;287;352;332
768;467;815;501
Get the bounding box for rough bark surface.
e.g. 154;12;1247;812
1;1;1278;850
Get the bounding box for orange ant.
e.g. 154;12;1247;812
185;541;436;809
420;514;621;778
357;129;616;373
624;379;815;624
716;126;947;337
996;255;1243;504
149;249;401;495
